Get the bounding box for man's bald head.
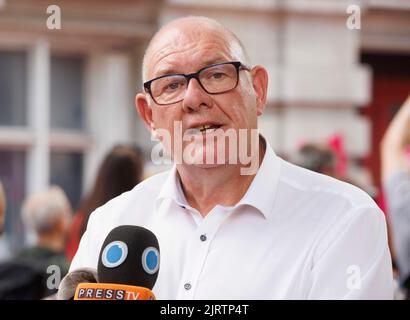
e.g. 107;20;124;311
142;16;251;83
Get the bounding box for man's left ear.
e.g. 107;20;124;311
251;66;268;116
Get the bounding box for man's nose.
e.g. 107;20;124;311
182;78;213;113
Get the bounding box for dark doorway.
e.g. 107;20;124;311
360;53;410;191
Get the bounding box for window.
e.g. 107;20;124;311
50;56;84;129
0;50;27;126
49;55;87;211
0;150;26;248
0;50;28;248
0;46;90;249
50;151;83;211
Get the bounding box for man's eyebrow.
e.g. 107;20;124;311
201;58;231;68
152;57;231;78
154;66;179;78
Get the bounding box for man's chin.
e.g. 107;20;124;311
178;158;226;169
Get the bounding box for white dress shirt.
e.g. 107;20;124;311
70;141;393;299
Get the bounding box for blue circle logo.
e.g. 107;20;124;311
142;247;159;274
101;241;128;268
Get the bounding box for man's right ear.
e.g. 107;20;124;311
135;93;154;133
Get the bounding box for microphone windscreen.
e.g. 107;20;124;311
57;267;98;300
97;225;160;290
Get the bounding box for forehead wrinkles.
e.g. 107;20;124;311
151;41;198;70
146;28;236;78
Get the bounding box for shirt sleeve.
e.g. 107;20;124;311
307;206;394;299
384;170;410;284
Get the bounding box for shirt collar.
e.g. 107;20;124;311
155;135;281;219
156;164;187;210
235;138;281;219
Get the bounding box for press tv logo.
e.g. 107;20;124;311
77;287;128;300
75;283;155;300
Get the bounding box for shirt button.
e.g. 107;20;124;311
184;283;191;290
200;234;207;242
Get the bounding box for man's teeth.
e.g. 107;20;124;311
198;125;219;132
185;125;221;136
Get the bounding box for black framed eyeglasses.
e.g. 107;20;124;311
143;61;251;106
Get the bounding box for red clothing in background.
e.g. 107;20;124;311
65;211;86;261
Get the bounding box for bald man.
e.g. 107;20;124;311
67;16;393;299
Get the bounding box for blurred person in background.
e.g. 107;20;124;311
292;143;337;178
66;144;144;261
17;186;71;290
0;186;71;299
381;94;410;298
292;142;370;189
0;181;11;262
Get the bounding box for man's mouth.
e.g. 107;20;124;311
197;124;222;133
186;124;222;135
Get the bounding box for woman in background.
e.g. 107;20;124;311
66;144;144;261
381;95;410;298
